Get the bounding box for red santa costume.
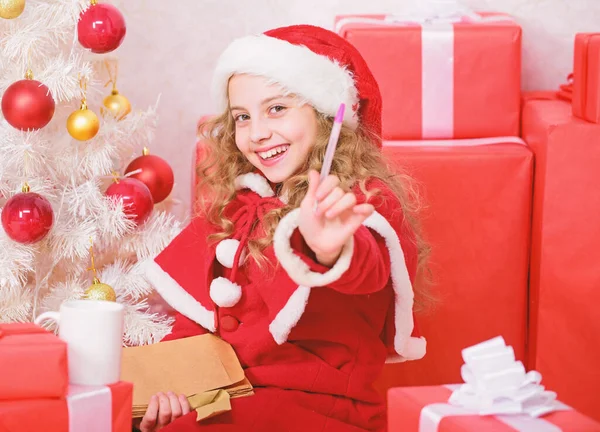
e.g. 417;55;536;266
142;25;426;432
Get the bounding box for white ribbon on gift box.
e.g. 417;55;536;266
420;386;571;432
67;385;112;432
418;336;572;432
334;1;514;139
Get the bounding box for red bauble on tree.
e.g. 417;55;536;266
1;185;54;244
105;177;154;225
124;148;174;204
1;73;55;131
77;1;126;54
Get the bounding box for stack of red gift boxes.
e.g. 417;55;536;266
333;11;600;432
0;323;132;431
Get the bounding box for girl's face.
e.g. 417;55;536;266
228;74;318;184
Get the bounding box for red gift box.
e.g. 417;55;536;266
522;95;600;422
334;13;521;140
0;323;68;400
374;138;532;395
0;381;132;432
190;130;533;399
388;385;600;431
573;33;600;123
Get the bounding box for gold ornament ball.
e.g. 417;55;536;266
102;90;131;120
0;0;26;19
84;282;117;302
67;108;100;141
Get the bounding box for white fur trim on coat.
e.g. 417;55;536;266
273;208;354;287
215;239;247;269
271;208;426;360
209;277;242;308
142;259;216;332
363;211;426;361
269;285;312;345
235;172;275;198
211;34;359;127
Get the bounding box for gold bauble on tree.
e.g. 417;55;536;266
0;0;26;19
84;278;117;302
101;60;131;120
67;101;100;141
83;238;117;302
102;89;131;120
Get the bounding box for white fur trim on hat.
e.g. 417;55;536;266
273;208;354;287
212;34;359;127
209;277;242;308
363;211;426;361
215;239;247;269
142;259;216;332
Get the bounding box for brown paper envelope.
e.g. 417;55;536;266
121;334;247;406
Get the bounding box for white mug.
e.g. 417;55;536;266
35;300;124;386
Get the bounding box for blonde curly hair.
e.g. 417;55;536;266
195;107;431;308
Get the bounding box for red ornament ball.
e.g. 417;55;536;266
1;192;54;244
105;178;154;225
1;79;55;130
124;154;174;204
77;3;126;54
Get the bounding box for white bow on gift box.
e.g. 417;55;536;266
334;0;511;32
448;336;566;418
384;0;481;24
419;337;572;432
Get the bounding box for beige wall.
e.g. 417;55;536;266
112;0;600;216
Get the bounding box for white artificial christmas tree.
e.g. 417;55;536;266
0;0;181;345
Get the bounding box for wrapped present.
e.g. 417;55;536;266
0;323;68;400
334;6;521;140
0;381;132;432
374;137;532;396
388;338;600;431
522;95;600;421
573;33;600;123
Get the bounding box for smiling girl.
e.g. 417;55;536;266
139;24;427;432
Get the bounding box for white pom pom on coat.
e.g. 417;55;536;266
215;239;247;269
209;277;242;308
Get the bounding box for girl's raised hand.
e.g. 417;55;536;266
299;170;374;266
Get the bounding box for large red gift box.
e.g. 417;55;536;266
0;323;68;400
573;33;600;123
0;381;132;432
375;139;532;395
522;95;600;421
388;385;600;431
334;14;521;140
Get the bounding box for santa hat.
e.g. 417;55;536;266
211;24;382;146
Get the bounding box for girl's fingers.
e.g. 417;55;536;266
315;175;340;201
352;203;375;215
157;392;172;427
167;391;182;420
324;193;357;219
315;187;345;216
139;395;159;432
179;394;191;416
